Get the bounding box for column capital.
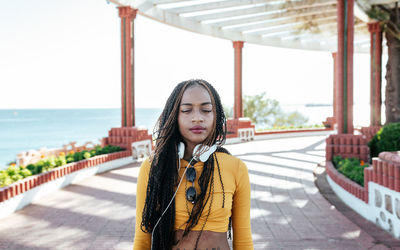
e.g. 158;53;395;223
118;6;138;19
367;22;381;33
233;41;244;49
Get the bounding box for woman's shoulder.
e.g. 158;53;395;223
140;157;152;167
214;151;245;168
138;157;152;177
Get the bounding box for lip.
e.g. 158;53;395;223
190;126;205;134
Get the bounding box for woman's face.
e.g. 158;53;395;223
178;85;215;149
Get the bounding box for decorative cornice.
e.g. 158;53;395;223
233;41;244;49
367;21;381;33
118;6;137;19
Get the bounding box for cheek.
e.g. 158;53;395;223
209;113;215;126
178;114;188;135
178;115;184;130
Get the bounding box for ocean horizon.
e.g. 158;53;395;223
0;108;162;167
0;104;373;167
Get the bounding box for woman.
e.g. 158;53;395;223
133;79;253;250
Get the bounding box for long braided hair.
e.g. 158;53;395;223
140;79;227;250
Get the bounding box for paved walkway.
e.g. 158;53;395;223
0;135;399;249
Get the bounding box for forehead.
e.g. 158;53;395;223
180;86;212;104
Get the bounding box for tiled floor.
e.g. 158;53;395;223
0;135;398;249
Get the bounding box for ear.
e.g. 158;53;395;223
178;142;185;159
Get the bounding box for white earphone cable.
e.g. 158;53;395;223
150;158;194;249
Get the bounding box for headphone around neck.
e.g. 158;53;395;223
151;142;217;249
178;142;217;162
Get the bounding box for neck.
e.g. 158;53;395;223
183;143;195;161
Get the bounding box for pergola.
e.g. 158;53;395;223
104;0;389;146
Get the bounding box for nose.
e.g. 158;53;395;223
191;110;204;123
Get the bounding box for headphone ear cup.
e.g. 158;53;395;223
192;144;217;162
178;142;185;159
193;144;203;157
199;145;217;162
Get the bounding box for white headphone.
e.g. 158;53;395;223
178;142;217;162
151;142;217;249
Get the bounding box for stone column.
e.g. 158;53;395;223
233;41;244;119
368;22;382;126
336;0;354;134
118;6;137;127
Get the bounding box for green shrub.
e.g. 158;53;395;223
0;165;32;187
6;165;18;176
332;155;342;166
368;122;400;158
73;152;82;162
55;155;67;167
332;155;367;186
19;168;32;178
41;156;57;172
83;151;91;159
1;145;124;188
0;171;13;187
26;164;37;175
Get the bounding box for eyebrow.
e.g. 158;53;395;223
180;102;212;106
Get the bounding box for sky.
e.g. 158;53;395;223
0;0;383;110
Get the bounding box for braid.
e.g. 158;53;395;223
183;157;213;234
195;163;215;249
215;153;225;208
140;79;228;250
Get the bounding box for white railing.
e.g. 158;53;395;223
131;140;152;160
238;128;255;142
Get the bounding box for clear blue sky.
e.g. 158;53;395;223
0;0;378;110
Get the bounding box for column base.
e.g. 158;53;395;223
102;127;152;152
226;118;255;139
325;134;369;162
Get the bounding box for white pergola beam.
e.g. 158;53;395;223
222;9;337;32
203;2;337;27
369;0;397;4
164;0;271;14
253;16;337;37
113;0;372;53
167;0;334;15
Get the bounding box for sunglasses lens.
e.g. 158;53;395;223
186;167;196;182
186;186;196;203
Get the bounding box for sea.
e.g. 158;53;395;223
0;105;372;168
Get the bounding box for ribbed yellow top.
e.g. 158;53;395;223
133;152;253;250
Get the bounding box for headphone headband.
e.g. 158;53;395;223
178;143;217;162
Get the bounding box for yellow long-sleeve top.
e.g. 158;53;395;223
133;152;253;250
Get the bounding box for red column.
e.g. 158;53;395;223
337;0;354;134
368;22;382;126
332;52;337;120
233;41;244;119
118;7;137;127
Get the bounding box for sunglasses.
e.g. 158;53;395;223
185;166;197;204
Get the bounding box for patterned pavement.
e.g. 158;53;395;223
0;135;399;249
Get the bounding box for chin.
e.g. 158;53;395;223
186;136;207;145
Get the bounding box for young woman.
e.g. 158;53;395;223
133;79;253;250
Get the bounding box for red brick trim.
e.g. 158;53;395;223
0;150;130;203
255;128;330;136
325;161;368;203
372;152;400;192
325;134;369;162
